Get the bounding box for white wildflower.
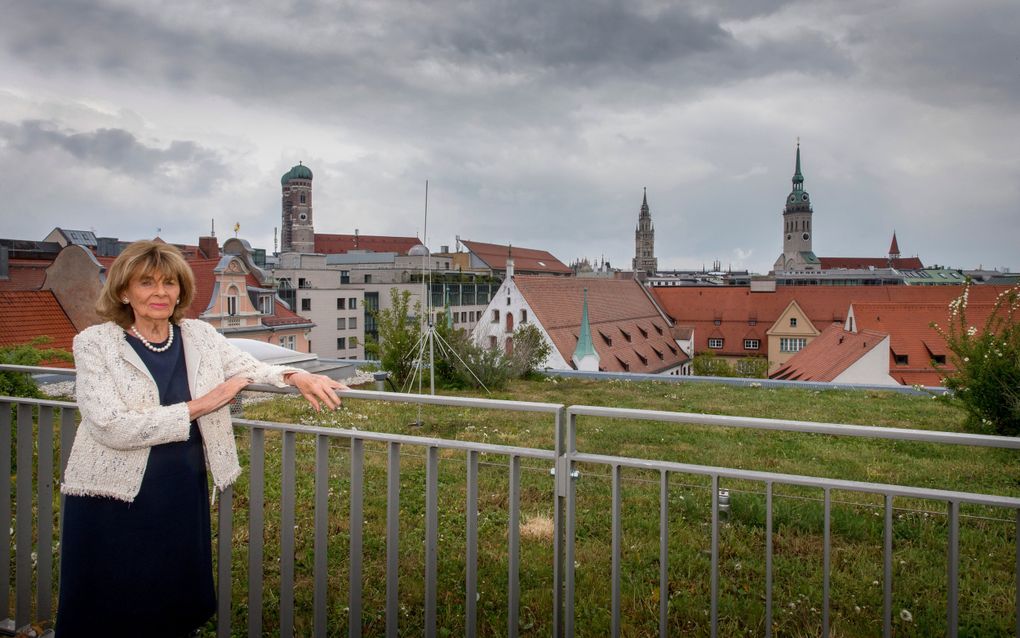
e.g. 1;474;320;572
900;609;913;622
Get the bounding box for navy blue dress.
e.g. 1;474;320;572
57;325;215;637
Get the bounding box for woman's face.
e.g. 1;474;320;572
123;269;180;325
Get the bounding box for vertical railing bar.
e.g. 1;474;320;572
58;407;76;481
386;442;401;638
36;406;54;623
508;455;521;638
15;404;34;629
280;430;297;638
349;438;364;638
425;446;439;638
56;406;76;604
0;401;9;623
947;500;960;638
565;413;577;638
611;464;622;638
711;475;719;638
216;485;233;638
313;434;329;638
884;494;893;638
552;408;565;637
765;481;773;638
659;470;668;638
465;450;479;638
823;488;831;638
247;428;265;638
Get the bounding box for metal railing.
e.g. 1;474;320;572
2;363;1020;637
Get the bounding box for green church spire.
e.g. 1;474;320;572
573;288;597;362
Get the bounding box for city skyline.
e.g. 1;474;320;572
1;1;1017;273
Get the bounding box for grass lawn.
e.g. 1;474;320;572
214;377;1018;637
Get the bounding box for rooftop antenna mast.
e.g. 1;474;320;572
403;181;489;418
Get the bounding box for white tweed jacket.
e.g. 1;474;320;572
62;319;298;502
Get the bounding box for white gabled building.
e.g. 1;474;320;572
472;262;690;374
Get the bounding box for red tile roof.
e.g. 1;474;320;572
652;285;1011;360
513;276;686;374
314;233;423;255
850;301;998;386
770;324;886;382
0;259;51;291
0;291;76;366
461;240;572;275
819;257;924;270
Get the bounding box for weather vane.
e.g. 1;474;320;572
233;222;240;237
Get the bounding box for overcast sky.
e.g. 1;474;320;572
1;0;1017;274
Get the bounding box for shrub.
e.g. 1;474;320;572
932;284;1020;436
0;337;74;398
692;352;735;377
365;289;421;388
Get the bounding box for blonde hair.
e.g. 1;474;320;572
96;241;196;327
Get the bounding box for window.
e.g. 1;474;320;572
894;354;909;366
653;324;663;336
505;337;513;356
748;319;757;326
349;317;357;329
337;318;346;330
337;298;346;310
298;278;309;288
506;296;511;306
461;312;467;323
279;335;296;350
364;274;372;284
637;325;647;338
600;331;612;347
336;337;346;350
489;336;497;349
619;328;632;342
349;298;357;310
708;338;724;349
744;339;760;350
452;312;459;324
259;295;274;315
340;270;350;285
713;319;721;326
521;309;528;323
301;298;311;311
226;295;238;317
492;310;500;323
931;354;946;365
789;317;798;328
780;337;807;353
505;312;514;333
349;336;358;348
300;193;306;204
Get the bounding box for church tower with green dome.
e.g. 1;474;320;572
773;142;820;272
280;162;314;253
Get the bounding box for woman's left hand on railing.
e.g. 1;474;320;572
284;372;348;411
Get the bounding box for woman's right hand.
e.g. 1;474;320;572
187;375;253;420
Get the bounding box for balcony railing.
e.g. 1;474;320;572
2;364;1020;637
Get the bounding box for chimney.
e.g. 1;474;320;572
354;228;359;248
506;244;514;279
199;235;220;260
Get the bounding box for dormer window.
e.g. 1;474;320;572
638;325;648;338
619;328;632;342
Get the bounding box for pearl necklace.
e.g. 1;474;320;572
130;324;174;353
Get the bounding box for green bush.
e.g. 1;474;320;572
364;288;421;388
932;284;1020;436
0;337;74;398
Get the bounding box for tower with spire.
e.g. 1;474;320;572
571;288;600;371
888;232;901;260
632;188;657;276
280;162;315;253
773;142;820;272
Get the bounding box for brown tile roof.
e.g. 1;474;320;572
513;276;685;374
461;240;572;275
0;259;50;291
0;291;76;366
819;257;924;270
770;323;886;382
652;285;1011;360
314;233;423;255
850;301;998;386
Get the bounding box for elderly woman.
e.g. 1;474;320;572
56;241;345;637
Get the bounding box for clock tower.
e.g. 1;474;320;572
773;142;819;272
